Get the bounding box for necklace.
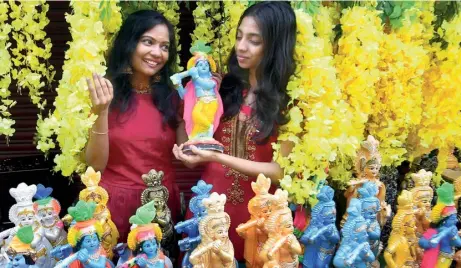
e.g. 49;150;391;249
133;82;151;94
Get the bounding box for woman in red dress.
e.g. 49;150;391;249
173;2;297;264
84;10;187;243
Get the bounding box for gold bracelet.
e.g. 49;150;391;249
91;129;108;135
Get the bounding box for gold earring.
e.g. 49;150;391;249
153;73;161;83
122;66;133;75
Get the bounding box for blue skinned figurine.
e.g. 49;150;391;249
170;40;223;154
333;199;375;268
419;182;461;268
300;185;339;268
174;180;212;268
357;182;381;265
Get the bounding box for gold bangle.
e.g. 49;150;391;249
91;129;108;135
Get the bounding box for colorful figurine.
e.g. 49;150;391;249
170;40;223;154
409;169;433;239
419;183;461;268
260;189;302;268
54;200;113;268
140;169;175;260
3;226;41;268
118;201;173;268
384;190;418;268
236;174;273;268
357;182;381;267
189;193;237;268
333;198;375;268
300;185;339;268
33;184;67;247
343;135;390;227
0;183;54;268
174;180;213;268
63;167;119;260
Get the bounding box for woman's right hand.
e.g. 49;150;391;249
87;73;113;115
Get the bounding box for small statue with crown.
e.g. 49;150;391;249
170;40;224;154
189;193;237;268
33;184;67;247
174;180;213;268
0;183;54;268
140;169;176;261
62;167;119;260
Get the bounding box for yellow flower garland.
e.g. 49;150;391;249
274;10;359;205
0;2;15;139
335;6;384;130
192;1;220;59
313;3;340;56
155;1;182;71
211;1;247;72
8;0;54;110
36;1;122;176
367;6;430;167
415;13;461;183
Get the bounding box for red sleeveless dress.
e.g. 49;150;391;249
200;104;277;261
100;93;180;242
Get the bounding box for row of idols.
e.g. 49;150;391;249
1;134;461;267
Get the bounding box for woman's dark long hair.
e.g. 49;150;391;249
107;10;179;128
220;2;297;141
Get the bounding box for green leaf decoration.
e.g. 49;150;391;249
190;40;212;54
68;201;96;222
437;183;454;205
129;201;156;225
17;226;34;245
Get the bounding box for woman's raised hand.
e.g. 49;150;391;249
87;74;113;115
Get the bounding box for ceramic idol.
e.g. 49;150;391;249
236;174;274;268
189;193;237;268
419;183;461;268
409;169;433;239
54;200;114;268
170;40;223;154
384;190;418;268
260;189;302;268
140;169;175;260
300;185;339;268
33;184;67;247
0;183;53;268
333;199;375;268
63;167;119;260
174;180;213;268
343;135;390;227
118;201;173;268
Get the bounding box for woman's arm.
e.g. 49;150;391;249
173;141;293;184
84;74;113;173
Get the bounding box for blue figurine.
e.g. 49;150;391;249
300;185;339;268
419;182;461;268
174;180;212;268
333;199;375;268
357;182;381;264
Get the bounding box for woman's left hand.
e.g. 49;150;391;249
173;144;218;166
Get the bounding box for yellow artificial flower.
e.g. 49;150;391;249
36;0;122;176
8;0;55;110
0;1;15;139
275;10;360;205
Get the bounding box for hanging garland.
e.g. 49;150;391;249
366;4;430;167
0;2;15;140
36;0;122;176
192;1;220;58
335;6;384;133
8;0;55;110
274;9;359;205
415;12;461;183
